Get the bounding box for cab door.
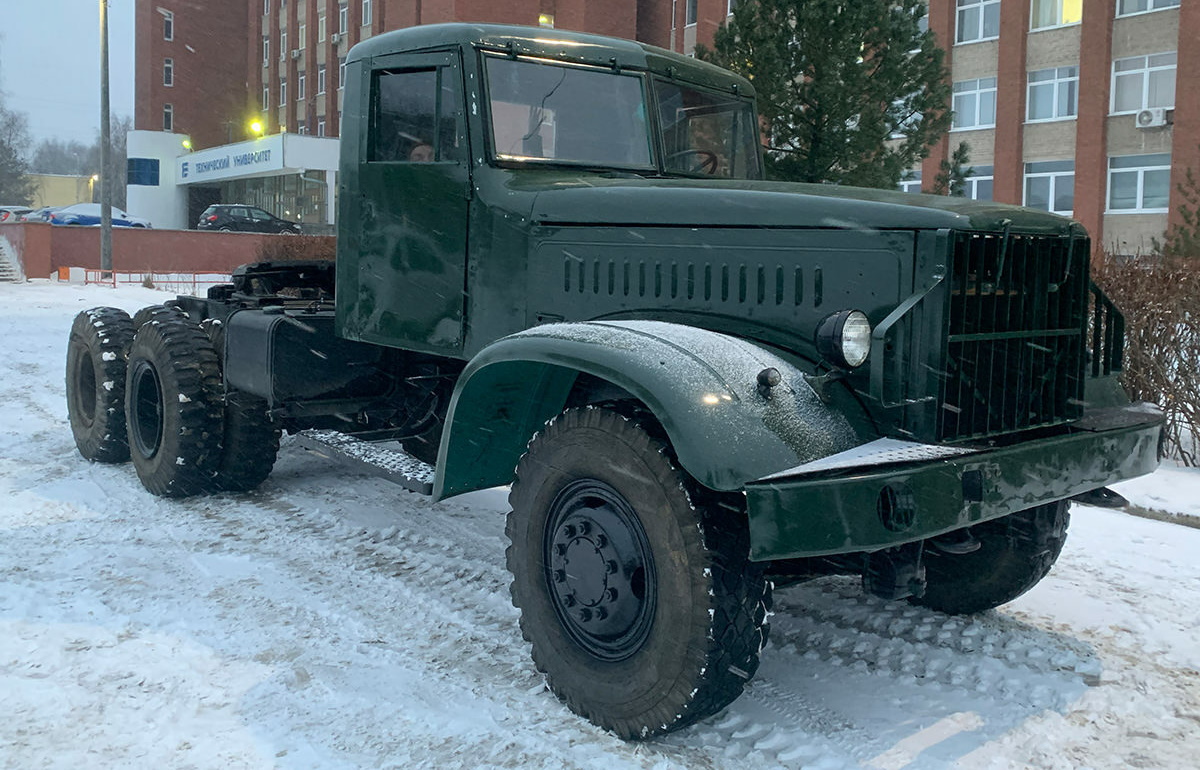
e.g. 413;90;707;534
343;50;471;355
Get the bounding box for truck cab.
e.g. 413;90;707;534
66;23;1163;741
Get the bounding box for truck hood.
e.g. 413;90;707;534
521;174;1076;235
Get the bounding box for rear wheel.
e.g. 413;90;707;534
912;501;1070;615
214;391;280;492
66;307;135;463
507;406;770;738
125;318;224;497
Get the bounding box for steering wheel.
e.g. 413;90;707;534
666;149;720;175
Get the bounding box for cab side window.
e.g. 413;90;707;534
370;67;463;163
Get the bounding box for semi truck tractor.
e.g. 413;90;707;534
65;23;1163;739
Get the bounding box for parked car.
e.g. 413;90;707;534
20;206;61;222
0;206;33;223
196;204;300;234
48;203;152;228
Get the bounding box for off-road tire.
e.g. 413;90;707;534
132;303;186;330
912;501;1070;615
66;307;135;463
507;406;770;739
215;391;280;492
125;317;224;497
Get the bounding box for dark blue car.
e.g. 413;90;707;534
49;203;152;228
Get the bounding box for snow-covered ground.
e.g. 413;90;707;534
1;280;1198;770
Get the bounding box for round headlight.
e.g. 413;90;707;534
815;310;872;369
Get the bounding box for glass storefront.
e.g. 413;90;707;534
218;171;333;232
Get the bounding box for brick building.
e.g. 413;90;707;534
134;1;1196;250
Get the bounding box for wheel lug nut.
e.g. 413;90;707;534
562;524;577;538
605;559;618;575
604;588;618;602
594;534;608;548
594;607;608;620
577;521;591;535
552;569;566;583
578;608;592;622
554;543;567;556
562;594;576;607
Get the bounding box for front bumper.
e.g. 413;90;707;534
744;403;1163;562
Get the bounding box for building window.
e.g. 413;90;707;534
952;77;997;129
162;10;174;41
1031;0;1082;30
339;3;348;34
262;85;270;111
964;165;994;200
362;0;372;25
338;57;346;90
899;169;922;194
686;0;697;25
1025;160;1075;214
1027;66;1078;121
280;78;287;106
727;0;737;16
298;23;306;46
262;36;269;66
317;118;326;137
956;0;1000;44
264;0;269;15
1117;0;1180;16
317;64;326;94
1111;53;1176;114
298;120;307;135
163;104;173;132
163;58;174;87
280;31;287;61
318;13;326;41
298;72;306;100
1108;153;1171;212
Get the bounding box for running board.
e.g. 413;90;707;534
295;429;435;495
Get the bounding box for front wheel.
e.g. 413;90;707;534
66;307;135;463
507;406;769;739
912;501;1070;615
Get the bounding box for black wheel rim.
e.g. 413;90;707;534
130;359;164;459
543;479;656;661
73;347;97;426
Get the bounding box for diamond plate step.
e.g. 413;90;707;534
295;429;435;495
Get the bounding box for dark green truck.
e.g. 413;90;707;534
66;23;1162;739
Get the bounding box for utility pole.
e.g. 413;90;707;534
99;0;112;278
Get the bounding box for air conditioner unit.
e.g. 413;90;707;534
330;33;342;44
1135;107;1169;129
291;49;302;60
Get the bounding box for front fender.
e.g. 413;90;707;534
434;320;860;499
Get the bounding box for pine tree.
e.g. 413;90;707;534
0;98;35;205
932;141;974;196
697;0;952;189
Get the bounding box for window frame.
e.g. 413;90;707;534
317;118;326;137
1023;160;1075;215
280;78;287;107
1030;0;1083;31
280;31;287;61
1110;52;1177;115
263;36;269;67
1116;0;1180;18
318;13;326;42
298;71;306;101
262;85;270;111
163;58;174;88
317;64;326;94
956;0;1001;45
339;4;348;34
1026;66;1078;122
362;0;372;26
163;103;174;132
899;169;923;194
686;0;698;26
1107;153;1171;213
162;10;174;41
951;77;998;130
963;165;994;201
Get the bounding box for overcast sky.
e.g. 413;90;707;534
1;1;136;146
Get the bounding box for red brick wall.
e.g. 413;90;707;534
1074;1;1115;247
1170;2;1200;234
2;223;334;278
921;0;957;191
993;0;1029;205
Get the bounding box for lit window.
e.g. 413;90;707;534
1031;0;1082;30
162;10;174;41
318;64;326;94
298;72;306;101
952;77;997;129
362;0;372;25
1117;0;1179;16
163;104;173;132
163;58;174;87
1111;52;1176;114
280;78;287;106
1108;153;1171;212
1027;66;1078;121
1024;160;1075;214
899;169;922;194
956;0;1000;44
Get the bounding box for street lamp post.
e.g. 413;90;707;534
99;0;112;278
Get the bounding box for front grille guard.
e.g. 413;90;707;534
1088;282;1125;378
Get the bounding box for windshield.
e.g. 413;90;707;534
485;55;653;168
654;79;761;179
